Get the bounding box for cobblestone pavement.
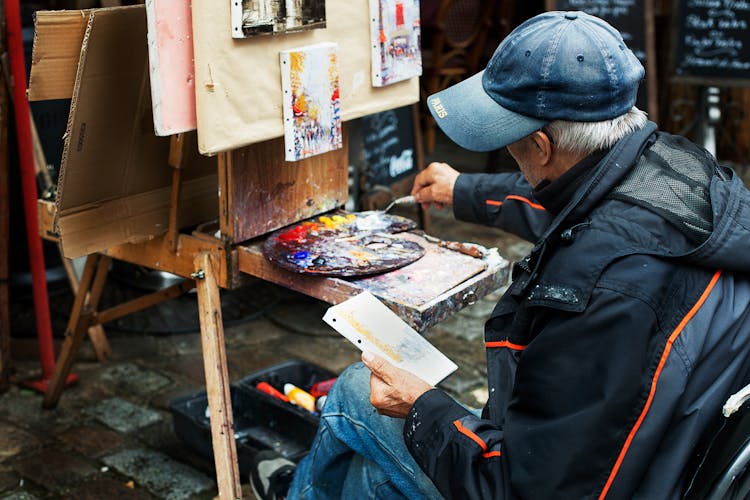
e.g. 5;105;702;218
1;131;533;499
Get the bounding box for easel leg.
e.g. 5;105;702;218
43;254;110;408
194;252;241;500
59;251;111;361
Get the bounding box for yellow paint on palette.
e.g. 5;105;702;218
319;216;336;228
319;214;352;229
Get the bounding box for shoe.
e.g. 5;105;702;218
250;450;296;500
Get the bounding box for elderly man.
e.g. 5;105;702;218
251;11;750;499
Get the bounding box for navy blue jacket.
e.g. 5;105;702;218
404;123;750;499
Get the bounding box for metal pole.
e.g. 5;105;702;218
4;0;57;384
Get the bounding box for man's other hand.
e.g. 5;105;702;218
361;352;433;418
411;162;460;210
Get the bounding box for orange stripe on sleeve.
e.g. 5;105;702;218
454;420;503;459
485;196;545;210
486;340;527;351
454;420;487;451
505;195;546;210
598;269;722;499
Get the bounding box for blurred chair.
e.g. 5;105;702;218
683;383;750;499
421;0;504;154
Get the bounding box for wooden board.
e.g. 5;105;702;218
221;132;349;244
237;232;509;331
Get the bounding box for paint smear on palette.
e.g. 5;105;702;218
280;42;343;161
262;211;422;276
353;232;488;307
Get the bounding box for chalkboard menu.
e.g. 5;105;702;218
361;105;417;188
548;0;657;118
674;0;750;85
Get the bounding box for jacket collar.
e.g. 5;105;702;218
508;121;658;301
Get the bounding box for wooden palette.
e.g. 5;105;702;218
262;211;423;277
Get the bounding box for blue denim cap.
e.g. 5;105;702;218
427;11;645;152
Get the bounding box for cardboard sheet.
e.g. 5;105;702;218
56;6;216;258
191;0;419;155
29;10;91;101
145;0;197;136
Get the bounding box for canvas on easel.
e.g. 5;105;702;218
231;0;326;38
280;42;342;161
369;0;422;87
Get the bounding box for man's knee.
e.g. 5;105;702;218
323;362;373;416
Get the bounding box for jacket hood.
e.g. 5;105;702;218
607;130;750;273
684;166;750;272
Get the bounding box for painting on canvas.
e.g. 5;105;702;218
369;0;421;86
280;42;342;161
232;0;326;39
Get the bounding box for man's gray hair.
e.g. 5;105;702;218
543;107;648;155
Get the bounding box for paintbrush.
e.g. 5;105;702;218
417;231;486;258
382;195;417;213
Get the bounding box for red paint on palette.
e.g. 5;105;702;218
278;225;307;242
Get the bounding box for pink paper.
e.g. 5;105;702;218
146;0;196;136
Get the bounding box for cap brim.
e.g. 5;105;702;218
427;71;547;152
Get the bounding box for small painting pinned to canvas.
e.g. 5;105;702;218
280;42;343;161
232;0;326;39
369;0;422;86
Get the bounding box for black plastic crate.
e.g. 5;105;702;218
170;386;313;476
234;359;338;423
169;359;338;476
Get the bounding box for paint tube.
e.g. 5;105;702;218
256;381;289;403
283;383;316;413
310;377;338;398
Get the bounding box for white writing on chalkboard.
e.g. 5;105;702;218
563;0;636;19
687;0;750;9
677;0;750;79
389;149;414;177
683;55;750;69
361;107;416;186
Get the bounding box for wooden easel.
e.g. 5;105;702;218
30;8;507;499
39;124;508;498
41;134;243;498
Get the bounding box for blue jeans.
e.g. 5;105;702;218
287;362;443;499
